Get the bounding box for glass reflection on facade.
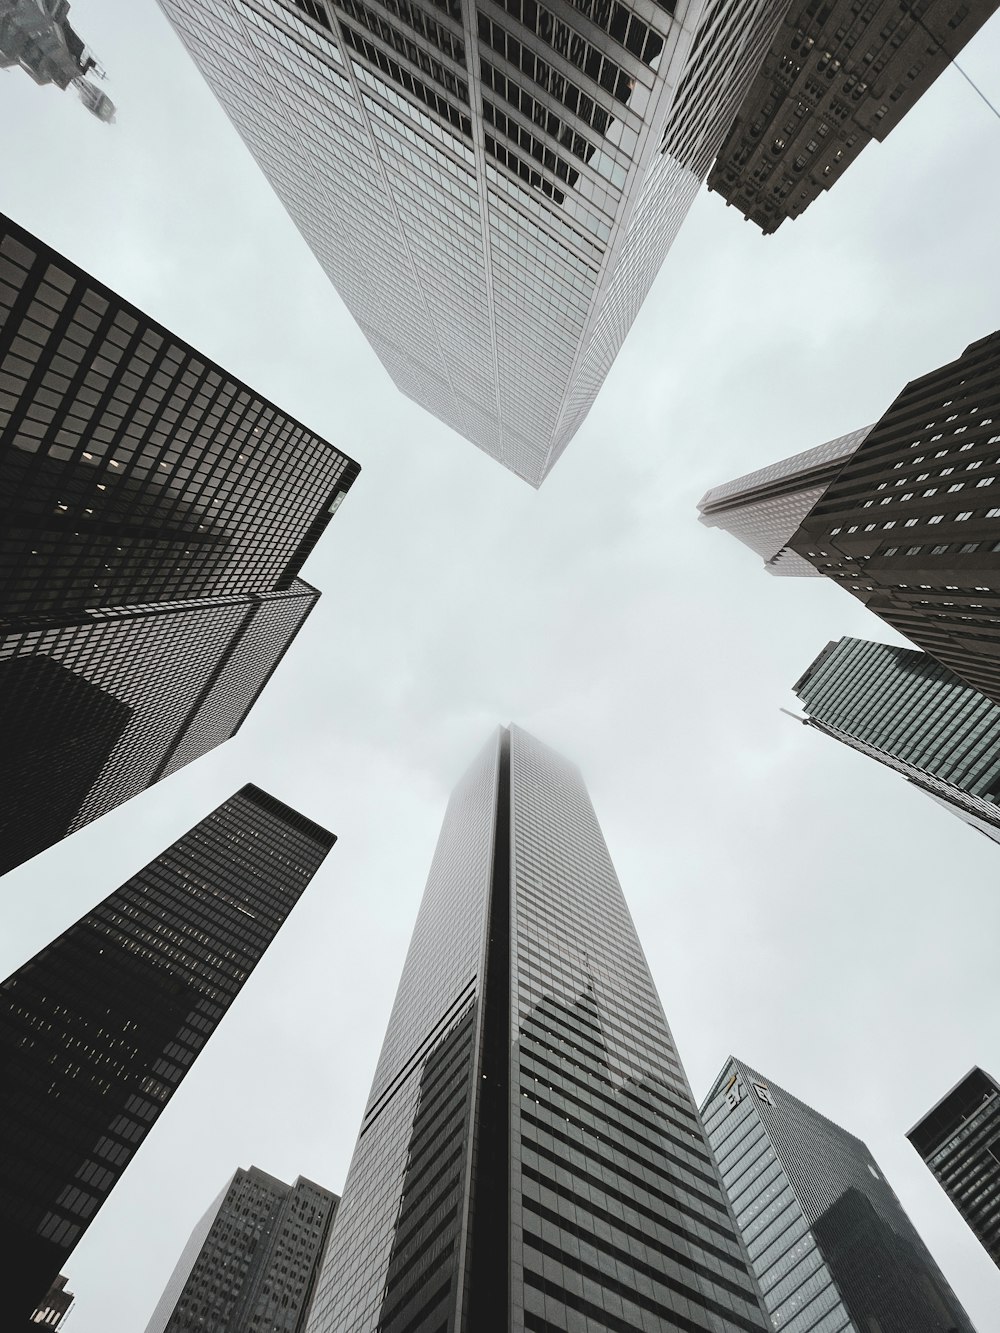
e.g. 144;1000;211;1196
908;1067;1000;1271
702;1057;976;1333
0;785;335;1323
306;724;768;1332
145;1166;339;1332
156;0;787;485
793;635;1000;845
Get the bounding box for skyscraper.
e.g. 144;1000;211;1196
707;0;998;232
702;1056;976;1333
699;331;1000;707
145;1166;339;1333
156;0;788;484
0;215;359;874
0;0;115;121
305;724;768;1332
792;635;1000;843
697;425;871;575
0;784;336;1322
907;1068;1000;1270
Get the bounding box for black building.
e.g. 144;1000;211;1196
788;331;1000;704
908;1068;1000;1270
304;725;768;1333
0;784;335;1323
144;1166;339;1333
703;1057;976;1333
0;216;359;874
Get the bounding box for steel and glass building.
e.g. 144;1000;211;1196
792;635;1000;843
156;0;789;485
30;1275;75;1329
697;426;871;576
145;1166;339;1332
908;1067;1000;1270
0;784;336;1323
306;724;768;1333
702;1056;976;1333
0;215;359;875
707;0;998;232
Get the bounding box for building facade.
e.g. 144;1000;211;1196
0;785;336;1322
707;0;999;232
0;0;115;120
305;724;768;1333
908;1067;1000;1270
697;425;870;575
792;635;1000;843
702;1056;976;1333
30;1275;74;1329
145;1166;339;1333
156;0;788;484
0;215;359;875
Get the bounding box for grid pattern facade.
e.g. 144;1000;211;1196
702;1058;976;1333
908;1067;1000;1269
145;1166;339;1332
0;580;319;876
156;0;786;484
707;0;999;232
698;426;869;574
793;635;1000;838
789;331;1000;704
0;215;358;623
306;724;767;1333
0;784;335;1322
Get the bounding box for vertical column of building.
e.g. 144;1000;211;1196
0;785;336;1321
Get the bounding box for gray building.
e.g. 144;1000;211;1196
707;0;999;232
702;1056;976;1333
0;0;115;120
145;1166;339;1333
697;426;871;576
305;724;768;1332
0;214;359;876
792;636;1000;844
908;1068;1000;1271
156;0;789;484
0;785;336;1322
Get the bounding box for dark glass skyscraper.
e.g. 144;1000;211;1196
702;1056;976;1333
155;0;789;483
0;215;359;875
792;636;1000;843
144;1166;339;1332
0;785;335;1323
908;1068;1000;1271
306;724;768;1333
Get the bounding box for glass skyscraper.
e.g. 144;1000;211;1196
0;214;359;875
702;1056;976;1333
793;635;1000;844
145;1166;339;1332
0;784;336;1323
156;0;788;484
306;724;768;1332
908;1067;1000;1271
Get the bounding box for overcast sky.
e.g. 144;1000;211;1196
3;2;1000;1328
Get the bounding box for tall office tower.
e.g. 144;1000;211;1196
702;1057;976;1333
697;425;871;575
30;1275;74;1329
707;0;998;232
0;0;115;121
0;785;336;1323
0;215;359;875
305;725;768;1333
793;636;1000;843
156;0;787;485
145;1166;339;1333
908;1068;1000;1270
